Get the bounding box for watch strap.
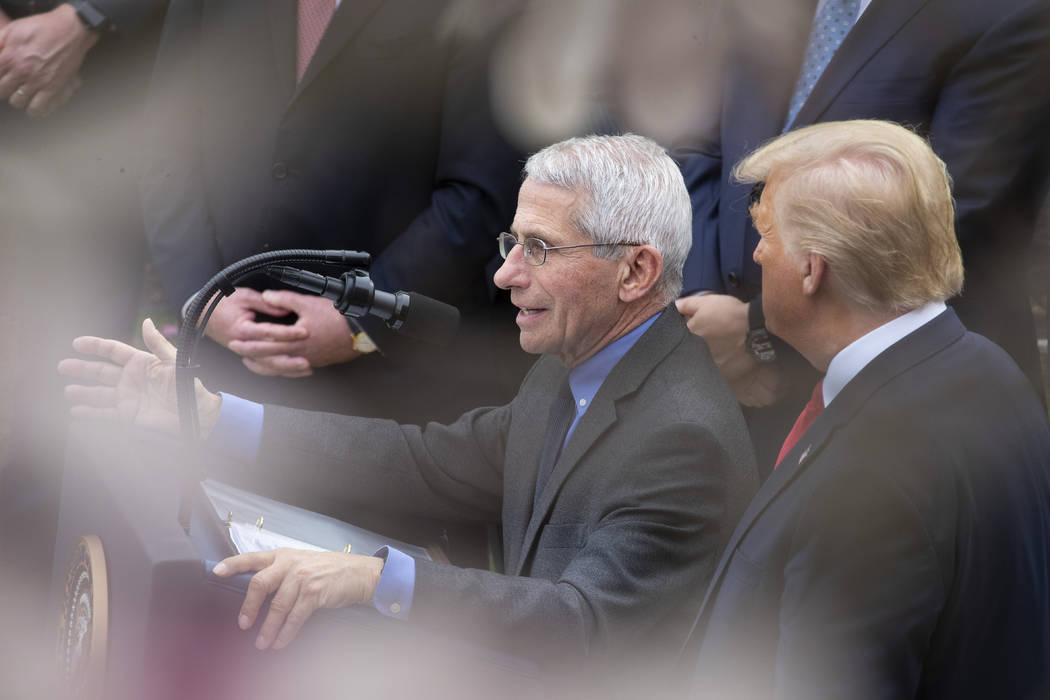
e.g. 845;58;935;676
746;296;777;363
66;0;111;32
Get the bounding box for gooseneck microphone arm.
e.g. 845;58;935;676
174;249;371;533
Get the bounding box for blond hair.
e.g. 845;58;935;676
734;120;963;313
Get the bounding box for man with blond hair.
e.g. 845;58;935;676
682;120;1050;700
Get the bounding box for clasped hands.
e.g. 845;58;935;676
205;288;360;378
0;4;97;117
675;293;782;407
58;319;382;650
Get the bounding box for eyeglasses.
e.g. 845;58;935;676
496;232;643;267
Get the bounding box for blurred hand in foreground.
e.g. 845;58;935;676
58;318;222;436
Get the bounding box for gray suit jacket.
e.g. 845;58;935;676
236;309;758;666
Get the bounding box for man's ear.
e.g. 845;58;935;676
801;253;825;297
619;245;663;303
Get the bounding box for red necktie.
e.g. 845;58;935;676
297;0;336;82
775;379;824;468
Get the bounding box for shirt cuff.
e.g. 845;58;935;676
206;393;264;464
372;546;414;620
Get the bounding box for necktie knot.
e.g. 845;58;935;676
783;0;861;130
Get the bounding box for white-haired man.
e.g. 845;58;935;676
62;134;757;677
683;120;1050;699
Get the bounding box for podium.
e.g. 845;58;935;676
51;422;541;700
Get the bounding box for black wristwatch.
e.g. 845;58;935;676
746;296;777;363
65;0;112;32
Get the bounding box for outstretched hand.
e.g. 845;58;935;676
58;318;222;436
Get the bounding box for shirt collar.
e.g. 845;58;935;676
823;301;946;407
568;311;661;414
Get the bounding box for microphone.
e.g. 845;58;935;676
266;266;460;346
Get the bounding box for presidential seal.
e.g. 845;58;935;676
58;535;108;698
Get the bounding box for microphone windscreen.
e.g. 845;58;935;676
399;292;460;346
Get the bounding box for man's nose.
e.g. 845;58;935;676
493;244;529;290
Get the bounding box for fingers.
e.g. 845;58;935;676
260;289;308;312
7;83;28;109
24;87;50;116
68;405;121;421
243;355;313;378
64;383;117;409
213;550;314;650
25;82;63;117
257;575;312;650
213;552;279;633
227;338;306;359
233;288;298;318
57;357;123;386
213;550;276;578
141;318;178;363
231;321;309;343
71;335;142;367
674;295;704;317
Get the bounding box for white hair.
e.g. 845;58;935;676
524;133;692;304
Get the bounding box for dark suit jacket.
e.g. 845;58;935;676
138;0;529;421
678;0;1050;393
683;310;1050;700
213;310;759;671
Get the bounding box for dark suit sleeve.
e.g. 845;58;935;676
677;140;726;295
773;466;944;700
138;0;225;307
408;422;735;663
359;24;522;346
219;402;513;526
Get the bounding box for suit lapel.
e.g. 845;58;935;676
512;310;683;575
681;309;967;653
791;0;931;127
291;0;386;102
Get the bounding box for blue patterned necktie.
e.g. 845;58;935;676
783;0;861;131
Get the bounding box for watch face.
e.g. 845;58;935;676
747;328;777;363
58;536;108;698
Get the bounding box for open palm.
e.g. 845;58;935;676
59;319;221;435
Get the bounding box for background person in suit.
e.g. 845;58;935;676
62;134;758;685
683;120;1050;700
139;0;530;425
675;0;1050;471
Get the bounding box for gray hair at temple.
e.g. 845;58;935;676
734;119;964;314
524;133;692;305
